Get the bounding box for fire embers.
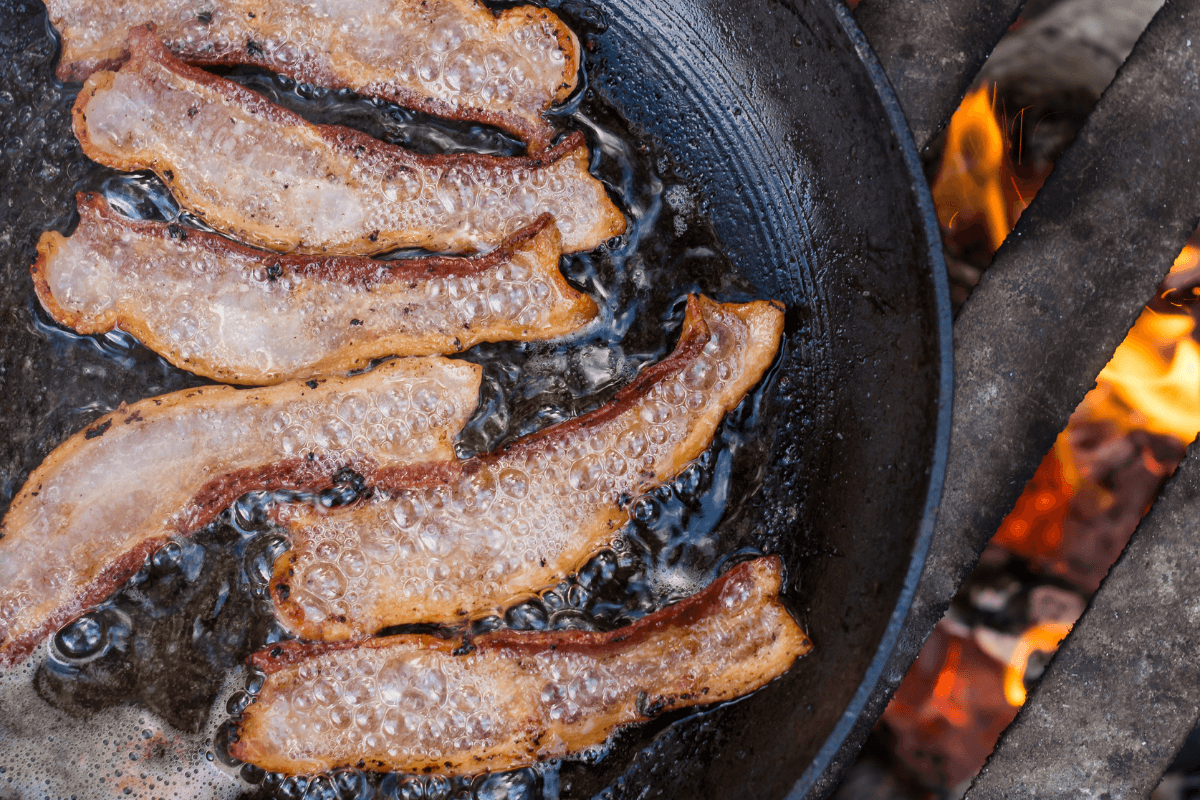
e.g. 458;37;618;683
859;4;1198;793
993;242;1200;593
996;425;1184;594
881;553;1087;790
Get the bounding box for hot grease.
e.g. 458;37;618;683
269;299;783;643
0;7;789;798
49;0;578;149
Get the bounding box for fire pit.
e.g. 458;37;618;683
0;0;1196;797
811;0;1200;797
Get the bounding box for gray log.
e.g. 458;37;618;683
853;0;1024;150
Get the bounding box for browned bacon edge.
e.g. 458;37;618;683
0;447;391;669
0;354;462;669
72;27;611;220
55;8;579;152
235;558;808;775
360;295;776;494
1;523;157;669
31;192;562;334
251;556;809;672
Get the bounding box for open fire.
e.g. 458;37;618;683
876;78;1200;794
931;85;1039;258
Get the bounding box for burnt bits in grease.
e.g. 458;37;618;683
0;5;787;799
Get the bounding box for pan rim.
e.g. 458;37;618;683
783;0;954;796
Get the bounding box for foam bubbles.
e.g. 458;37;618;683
81;46;619;257
53;612;107;660
278;307;756;638
0;597;256;800
0;358;478;678
45;199;592;384
239;561;794;780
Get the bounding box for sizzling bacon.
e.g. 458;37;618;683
72;27;626;256
48;0;579;152
0;358;481;667
33;193;597;386
270;296;785;641
232;557;810;776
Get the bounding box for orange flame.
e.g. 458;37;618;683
882;71;1200;791
1003;622;1073;706
933;85;1019;253
1084;244;1200;443
928;639;969;726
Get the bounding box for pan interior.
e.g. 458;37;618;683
0;0;949;798
563;0;950;797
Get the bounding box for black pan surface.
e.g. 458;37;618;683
564;2;951;797
0;0;950;797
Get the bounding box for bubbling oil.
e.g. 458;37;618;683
0;4;785;798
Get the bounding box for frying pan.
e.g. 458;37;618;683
0;0;951;797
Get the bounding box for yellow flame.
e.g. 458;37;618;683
932;85;1010;253
1095;315;1200;446
1172;243;1200;275
1003;622;1072;706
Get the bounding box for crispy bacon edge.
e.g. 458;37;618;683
367;296;784;492
0;362;482;668
0;451;365;669
233;556;812;776
71;27;625;255
31;193;596;384
52;4;579;152
266;296;787;640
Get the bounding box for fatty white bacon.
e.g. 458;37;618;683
270;296;785;641
0;358;481;667
49;0;580;152
72;27;626;256
233;557;811;776
34;193;597;385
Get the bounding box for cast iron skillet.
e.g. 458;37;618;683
0;0;950;797
561;2;951;797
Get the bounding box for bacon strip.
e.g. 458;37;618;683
270;296;785;641
72;27;625;256
232;557;810;776
33;194;597;386
49;0;579;152
0;358;481;667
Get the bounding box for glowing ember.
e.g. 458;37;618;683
992;439;1075;562
883;622;1018;789
1002;622;1072;706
